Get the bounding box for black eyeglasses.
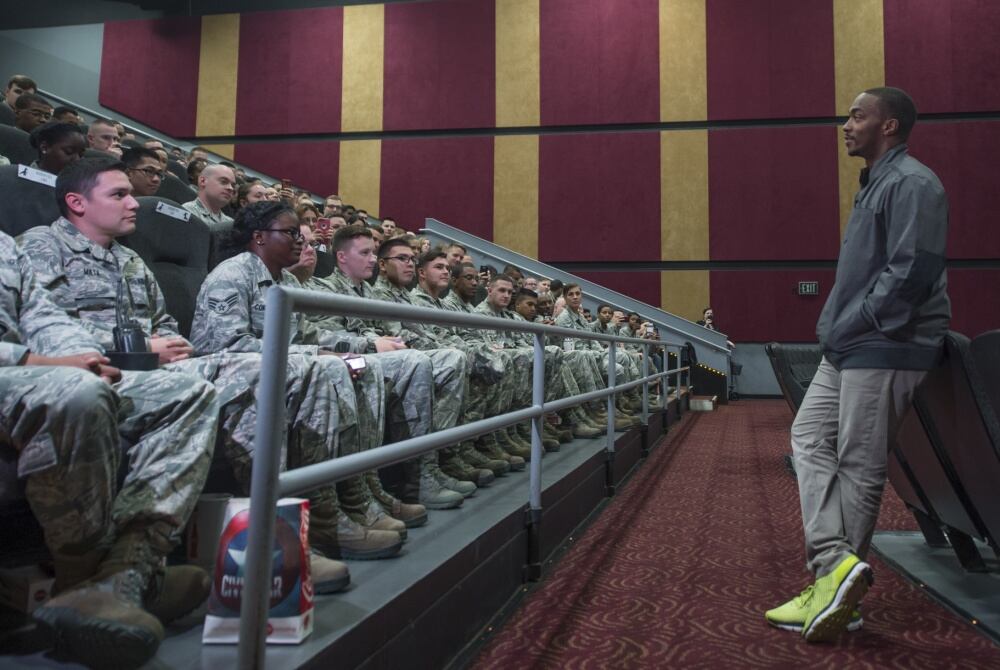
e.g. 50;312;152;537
384;255;416;265
129;166;165;179
265;227;304;241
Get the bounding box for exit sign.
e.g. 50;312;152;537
798;281;820;296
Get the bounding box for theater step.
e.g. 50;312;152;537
690;395;717;412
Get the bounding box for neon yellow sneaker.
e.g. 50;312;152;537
765;585;863;632
802;554;873;642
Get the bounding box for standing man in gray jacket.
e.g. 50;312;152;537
766;87;950;642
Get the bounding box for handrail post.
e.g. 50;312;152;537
641;343;649;427
606;343;617;452
526;332;546;580
238;287;293;670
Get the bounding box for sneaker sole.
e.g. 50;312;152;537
803;563;873;642
34;606;160;670
768;617;863;633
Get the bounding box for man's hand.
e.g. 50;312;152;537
150;336;194;364
24;352;122;384
374;336;406;353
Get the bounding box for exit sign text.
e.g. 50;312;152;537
798;281;819;296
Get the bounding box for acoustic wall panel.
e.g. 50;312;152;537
709;270;837;342
234;8;343;136
100;18;201;137
575;272;662;312
233;141;339;196
884;0;1000;114
540;0;659;126
708;126;841;261
380;136;495;239
706;0;835;120
383;0;495;131
538;132;660;263
947;269;1000;338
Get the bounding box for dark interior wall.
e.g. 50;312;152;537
93;0;1000;340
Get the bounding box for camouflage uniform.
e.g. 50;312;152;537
556;307;639;392
18;220;360;490
0;231;217;571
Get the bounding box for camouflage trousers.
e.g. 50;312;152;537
166;353;361;492
2;366;217;563
420;348;468;433
367;349;434;443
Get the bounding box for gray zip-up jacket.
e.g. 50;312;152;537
817;143;950;370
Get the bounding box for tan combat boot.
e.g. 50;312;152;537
309;492;404;560
337;476;408;539
364;470;428;528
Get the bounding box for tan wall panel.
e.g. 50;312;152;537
661;270;709;322
661;130;709;261
496;0;540;127
196;14;240;138
342;4;385;132
833;0;884;236
659;0;707;122
493;135;539;257
339;140;382;216
202;144;235;160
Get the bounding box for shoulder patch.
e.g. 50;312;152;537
207;294;240;315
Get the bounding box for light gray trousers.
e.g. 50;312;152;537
791;358;926;577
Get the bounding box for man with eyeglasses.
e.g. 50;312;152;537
14;93;53;133
122;147;164;197
182;163;236;232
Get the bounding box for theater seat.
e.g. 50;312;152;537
970;330;1000;424
119;196;211;339
765;342;822;415
0;102;15;127
0;164;61;237
157;172;197;205
315;249;337;278
166;158;187;181
0;125;35;165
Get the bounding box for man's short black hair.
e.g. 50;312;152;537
56;156;127;218
452;261;476;279
596;303;613;313
378;237;412;259
14;92;50;111
29;122;84;151
417;249;447;269
516;288;538;303
863;86;917;141
52;105;78;119
7;75;36;91
121;146;162;168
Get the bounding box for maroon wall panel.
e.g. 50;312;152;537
100;18;201;137
539;132;660;262
575;271;662;310
906;121;1000;260
884;1;1000;114
708;126;840;261
706;0;834;119
383;0;495;131
379;136;494;238
539;0;659;126
709;270;836;342
946;269;1000;339
233;141;339;196
235;8;343;136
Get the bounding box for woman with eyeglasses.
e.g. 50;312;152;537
29;121;86;175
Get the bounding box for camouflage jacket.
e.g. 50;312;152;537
306;268;383;351
473;301;525;349
409;285;468;346
0;231;104;366
190;252;356;355
17;217;181;350
554;307;603;352
370;277;443;350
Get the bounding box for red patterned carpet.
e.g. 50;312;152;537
471;400;1000;669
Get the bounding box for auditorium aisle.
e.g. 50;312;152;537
470;401;1000;669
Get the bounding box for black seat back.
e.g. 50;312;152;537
314;250;337;278
119;196;211;339
765;342;822;415
914;331;1000;545
969;330;1000;438
166;158;187;181
156;172;197;205
0;125;35;165
0;164;61;237
0;102;15;127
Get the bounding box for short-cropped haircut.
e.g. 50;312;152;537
55;156;127;218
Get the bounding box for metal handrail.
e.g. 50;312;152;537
237;287;690;668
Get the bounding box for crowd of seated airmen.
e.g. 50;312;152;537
1;71;666;669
